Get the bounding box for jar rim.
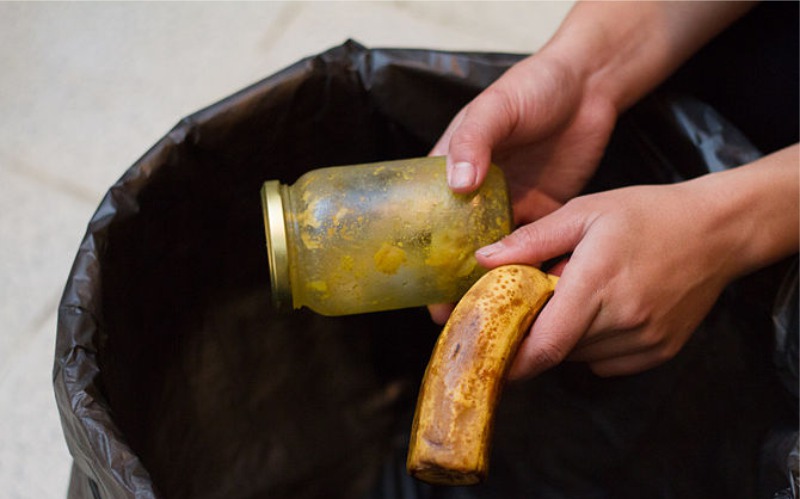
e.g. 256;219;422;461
260;180;291;310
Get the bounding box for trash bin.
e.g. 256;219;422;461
54;41;797;499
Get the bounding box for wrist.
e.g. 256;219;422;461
538;3;662;114
687;146;799;280
541;1;756;113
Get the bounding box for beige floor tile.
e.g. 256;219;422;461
0;314;71;499
393;0;574;52
260;1;573;76
0;165;93;368
0;1;293;200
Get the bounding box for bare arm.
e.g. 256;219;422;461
429;1;799;379
477;144;799;377
435;1;757;195
559;1;757;113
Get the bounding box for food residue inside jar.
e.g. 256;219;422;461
306;280;329;297
425;229;476;277
374;242;407;274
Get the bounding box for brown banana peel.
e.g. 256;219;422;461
407;265;558;486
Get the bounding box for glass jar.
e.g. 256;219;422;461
260;156;512;315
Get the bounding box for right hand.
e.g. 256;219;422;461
432;0;756;231
428;52;618;325
430;52;618;225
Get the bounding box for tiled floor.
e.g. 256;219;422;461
0;2;572;497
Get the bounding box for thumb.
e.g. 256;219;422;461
442;87;518;193
476;205;585;268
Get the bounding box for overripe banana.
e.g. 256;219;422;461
407;265;558;486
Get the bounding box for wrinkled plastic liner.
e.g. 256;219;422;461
55;41;797;499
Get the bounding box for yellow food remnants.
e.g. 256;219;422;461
332;207;350;226
374;242;407;274
425;229;476;277
340;254;354;272
300;232;322;250
306;280;329;296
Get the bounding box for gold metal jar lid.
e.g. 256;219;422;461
260;180;291;310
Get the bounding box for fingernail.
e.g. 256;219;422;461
476;240;504;258
448;161;476;190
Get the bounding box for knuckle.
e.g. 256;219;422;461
514;222;561;258
480;85;515;114
638;325;679;358
589;362;617;378
450;124;484;150
562;195;591;213
531;339;568;371
507;225;541;251
617;307;650;333
653;338;682;363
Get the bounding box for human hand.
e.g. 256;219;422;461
426;53;617;325
426;0;773;374
476;145;799;379
430;0;755;223
476;181;740;378
430;52;617;224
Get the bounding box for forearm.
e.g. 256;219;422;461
540;1;756;112
693;144;799;280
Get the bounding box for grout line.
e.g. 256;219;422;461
0;149;101;206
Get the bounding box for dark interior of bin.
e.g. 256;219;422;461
88;43;795;499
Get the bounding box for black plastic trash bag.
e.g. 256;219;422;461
55;41;798;499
